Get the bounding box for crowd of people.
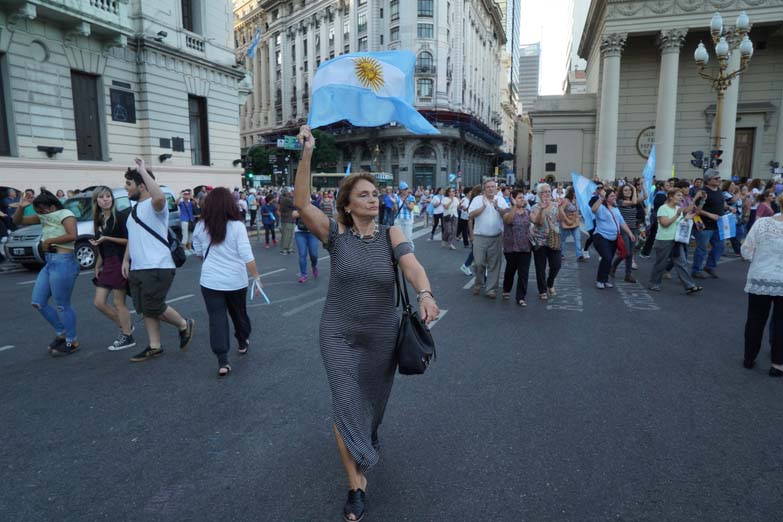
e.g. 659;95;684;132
4;135;783;521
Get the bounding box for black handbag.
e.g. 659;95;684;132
131;205;187;268
387;229;436;375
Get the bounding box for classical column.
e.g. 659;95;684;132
349;0;357;53
252;33;263;128
718;28;741;177
335;7;344;56
595;33;627;180
776;85;783;163
653;29;687;181
260;42;270;126
306;20;316;94
295;26;304;120
319;11;329;61
281;28;292;123
267;39;276;125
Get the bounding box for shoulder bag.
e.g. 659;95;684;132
387;228;436;375
609;208;627;259
131;205;187;268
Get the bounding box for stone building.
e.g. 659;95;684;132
234;0;511;189
0;0;246;193
529;0;783;183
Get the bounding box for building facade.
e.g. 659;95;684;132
0;0;246;193
530;0;783;183
518;42;540;115
234;0;510;189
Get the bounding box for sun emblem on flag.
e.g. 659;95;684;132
353;57;385;91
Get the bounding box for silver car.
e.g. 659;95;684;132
4;187;181;270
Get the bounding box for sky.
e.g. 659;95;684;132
519;0;572;95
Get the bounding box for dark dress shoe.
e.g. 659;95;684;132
769;367;783;377
743;360;755;370
704;268;719;278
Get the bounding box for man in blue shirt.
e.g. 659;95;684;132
394;182;416;249
177;190;195;250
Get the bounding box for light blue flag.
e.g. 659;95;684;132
642;144;656;207
247;28;262;58
718;213;737;240
345;162;351;176
571;172;597;231
308;51;439;135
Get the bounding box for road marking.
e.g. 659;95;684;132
463;277;476;290
260;268;286;277
427;309;448;329
282;296;326;317
318;255;330;261
0;345;15;352
17;280;36;285
130;294;195;315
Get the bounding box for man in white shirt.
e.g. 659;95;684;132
468;179;510;298
121;158;195;362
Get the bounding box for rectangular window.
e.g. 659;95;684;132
380;8;383;18
545;162;556;172
358;36;368;52
390;0;399;21
0;54;9;156
276;50;281;65
343;21;350;39
70;71;103;161
380;34;384;45
181;0;194;32
418;0;433;17
416;78;433;97
358;14;367;33
275;33;281;46
390;26;399;41
545;144;557;154
188;95;210;166
329;28;334;47
417;23;433;39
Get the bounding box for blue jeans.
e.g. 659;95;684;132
691;228;725;273
560;227;583;258
32;253;79;342
295;231;319;276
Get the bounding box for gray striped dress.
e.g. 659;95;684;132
320;219;413;473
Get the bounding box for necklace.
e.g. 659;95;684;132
351;223;379;242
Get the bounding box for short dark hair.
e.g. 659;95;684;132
32;190;64;211
124;167;155;187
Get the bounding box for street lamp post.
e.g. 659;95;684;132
693;11;753;150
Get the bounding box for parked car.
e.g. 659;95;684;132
4;187;181;270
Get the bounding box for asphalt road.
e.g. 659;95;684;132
1;222;780;522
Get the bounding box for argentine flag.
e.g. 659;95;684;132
642;144;656;207
571;172;597;230
308;51;439;135
247;29;262;58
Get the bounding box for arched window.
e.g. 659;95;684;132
413;145;436;160
416;78;433;98
417;51;433;72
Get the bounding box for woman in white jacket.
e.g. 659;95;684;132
193;187;262;377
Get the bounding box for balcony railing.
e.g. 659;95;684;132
415;65;436;74
36;0;130;31
186;34;205;53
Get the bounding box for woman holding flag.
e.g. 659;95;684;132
294;125;439;522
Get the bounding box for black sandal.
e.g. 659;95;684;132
686;286;703;295
343;489;366;522
217;365;232;378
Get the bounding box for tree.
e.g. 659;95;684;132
247;145;272;176
311;129;338;171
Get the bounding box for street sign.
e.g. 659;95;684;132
277;135;301;150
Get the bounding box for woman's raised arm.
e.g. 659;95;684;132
294;125;331;243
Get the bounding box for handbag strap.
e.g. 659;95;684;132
608;206;621;235
204;243;212;260
131;205;170;248
387;227;411;311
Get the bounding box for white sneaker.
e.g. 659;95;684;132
595;281;605;289
584;251;591;259
449;244;456;250
459;264;473;276
605;282;614;288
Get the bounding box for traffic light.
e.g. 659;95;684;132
709;149;723;168
691;150;705;170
